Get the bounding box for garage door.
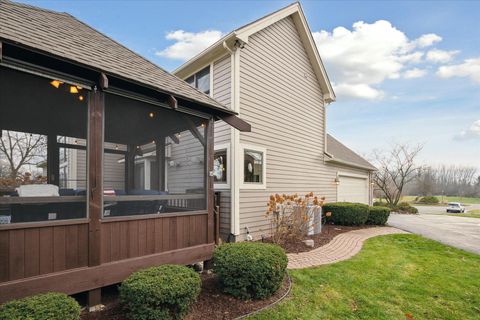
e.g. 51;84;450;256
337;175;368;204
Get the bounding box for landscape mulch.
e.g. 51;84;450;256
80;273;290;320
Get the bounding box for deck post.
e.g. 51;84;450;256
206;117;214;244
87;85;104;307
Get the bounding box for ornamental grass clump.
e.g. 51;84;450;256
119;264;201;320
0;292;81;320
265;192;324;244
213;242;287;300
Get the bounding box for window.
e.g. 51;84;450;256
213;150;227;183
102;93;207;218
213;143;230;189
240;146;266;189
185;66;210;94
0;68;88;224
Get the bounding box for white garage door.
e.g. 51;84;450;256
337;175;369;204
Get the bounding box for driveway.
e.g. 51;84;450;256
388;214;480;255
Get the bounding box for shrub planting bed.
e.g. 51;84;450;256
80;273;291;320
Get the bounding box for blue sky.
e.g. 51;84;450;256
18;0;480;167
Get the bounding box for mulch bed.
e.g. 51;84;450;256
265;224;374;254
80;272;290;320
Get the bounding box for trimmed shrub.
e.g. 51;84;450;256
214;242;287;300
418;196;439;204
367;206;391;225
395;202;418;214
323;202;369;226
119;264;201;320
373;201;387;207
0;292;81;320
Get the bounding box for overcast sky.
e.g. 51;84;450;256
19;0;480;167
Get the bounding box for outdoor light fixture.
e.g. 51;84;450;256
176;133;181;138
149;112;155;118
69;86;79;94
200;123;205;128
115;145;119;150
78;95;84;101
334;177;340;185
50;80;62;88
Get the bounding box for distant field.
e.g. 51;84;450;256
401;196;480;205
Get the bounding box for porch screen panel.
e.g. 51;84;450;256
0;68;88;224
103;93;206;218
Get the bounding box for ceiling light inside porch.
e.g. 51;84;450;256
70;86;79;94
50;80;63;88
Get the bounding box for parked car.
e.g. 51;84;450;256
446;202;465;213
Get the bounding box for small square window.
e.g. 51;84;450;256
213;149;227;183
244;149;263;183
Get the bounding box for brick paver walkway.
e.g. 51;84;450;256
287;227;408;269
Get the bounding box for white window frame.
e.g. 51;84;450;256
213;143;230;190
240;144;267;190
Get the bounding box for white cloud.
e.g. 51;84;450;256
426;49;460;63
334;83;384;100
403;68;427;79
414;33;442;48
156;30;223;61
455;120;480;140
313;20;442;100
437;57;480;84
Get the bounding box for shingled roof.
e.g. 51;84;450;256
0;0;231;113
326;134;376;171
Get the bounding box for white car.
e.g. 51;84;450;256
446;202;465;213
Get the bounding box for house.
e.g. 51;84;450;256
0;0;249;305
174;2;376;242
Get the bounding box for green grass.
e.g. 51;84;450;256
400;196;480;205
251;235;480;320
449;210;480;219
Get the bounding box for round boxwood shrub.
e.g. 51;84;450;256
213;242;287;300
119;264;201;320
0;292;81;320
323;202;369;225
367;206;391;225
418;196;439;204
395;202;418;214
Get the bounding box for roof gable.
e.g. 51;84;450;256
174;2;335;103
326;134;376;171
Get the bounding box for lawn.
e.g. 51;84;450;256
449;210;480;219
252;235;480;320
400;196;480;205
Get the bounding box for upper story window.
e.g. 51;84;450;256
185;66;210;95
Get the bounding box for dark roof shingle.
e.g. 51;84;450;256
326;134;376;170
0;0;230;112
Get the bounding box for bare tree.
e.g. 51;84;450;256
371;143;424;205
0;131;47;181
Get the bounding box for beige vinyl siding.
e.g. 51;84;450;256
213;55;232;145
237;16;334;240
212;55;232;239
166;132;205;194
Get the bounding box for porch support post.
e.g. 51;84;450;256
46;135;59;186
125;145;136;192
155;138;166;191
87;86;104;308
206;117;214;244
